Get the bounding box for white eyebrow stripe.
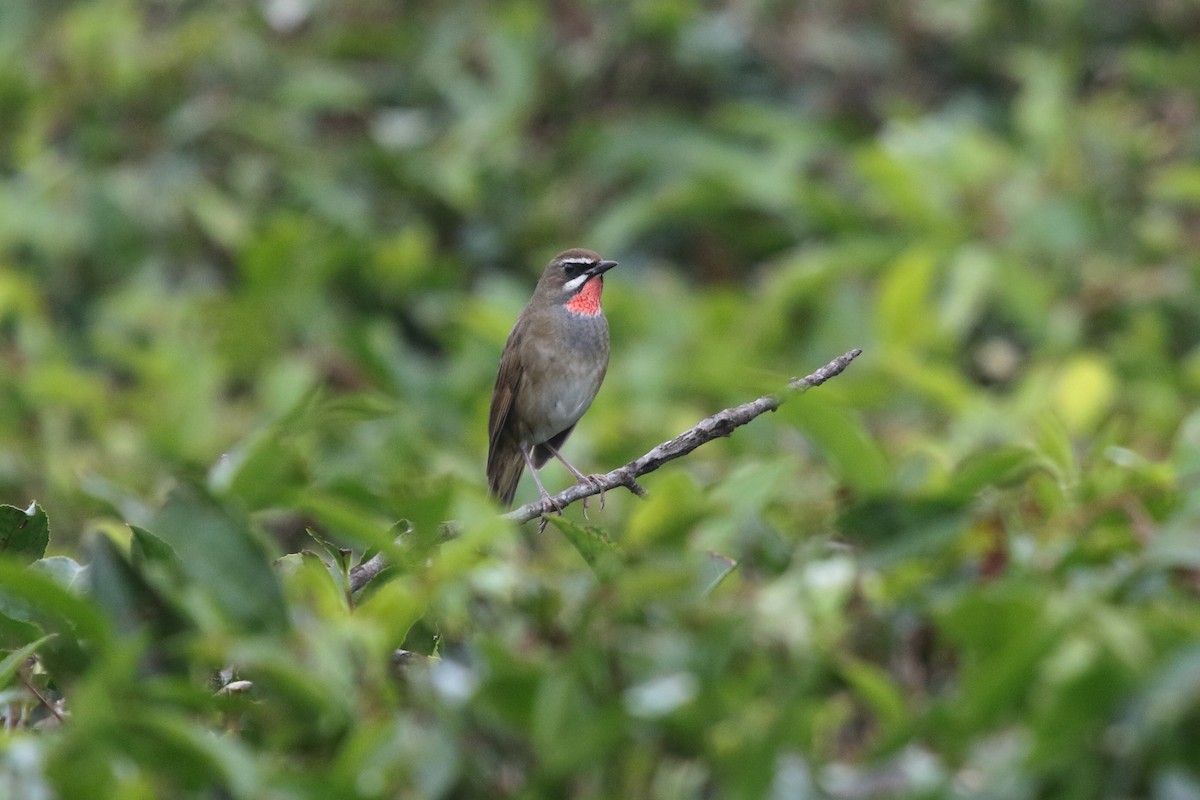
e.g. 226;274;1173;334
563;273;589;292
559;258;596;266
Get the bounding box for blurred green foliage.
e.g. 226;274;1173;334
2;0;1200;797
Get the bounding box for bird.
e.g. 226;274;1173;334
487;248;617;511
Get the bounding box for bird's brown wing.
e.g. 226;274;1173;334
488;322;525;453
487;321;528;505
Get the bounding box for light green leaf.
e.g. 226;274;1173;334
0;634;55;690
548;517;624;582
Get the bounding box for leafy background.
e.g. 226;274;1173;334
2;0;1200;797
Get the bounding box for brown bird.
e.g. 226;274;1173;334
487;248;617;509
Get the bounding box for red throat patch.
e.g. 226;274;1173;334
565;276;603;316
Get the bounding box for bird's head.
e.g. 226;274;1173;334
535;248;618;316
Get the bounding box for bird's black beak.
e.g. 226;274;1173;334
587;260;618;277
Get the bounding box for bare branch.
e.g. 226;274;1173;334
504;348;863;523
349;551;388;593
348;348;862;592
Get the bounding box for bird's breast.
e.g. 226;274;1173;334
516;311;609;445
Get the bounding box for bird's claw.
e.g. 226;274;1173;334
536;490;564;532
537;475;607;526
577;475;606;519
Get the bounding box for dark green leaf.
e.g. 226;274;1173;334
0;607;43;650
838;494;967;565
0;503;49;565
148;484;289;633
85;534;191;659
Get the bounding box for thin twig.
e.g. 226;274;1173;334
19;665;63;723
349;349;862;592
504;348;862;524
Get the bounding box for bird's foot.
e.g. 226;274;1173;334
535;488;564;532
577;474;607;519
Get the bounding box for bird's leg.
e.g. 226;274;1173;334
544;444;606;515
522;448;562;530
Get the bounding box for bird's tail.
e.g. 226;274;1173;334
487;437;526;508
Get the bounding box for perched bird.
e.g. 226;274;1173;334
487;248;617;509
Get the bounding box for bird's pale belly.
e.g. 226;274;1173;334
520;366;602;445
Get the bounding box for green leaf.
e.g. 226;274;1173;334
0;502;50;565
625;471;706;550
532;672;616;776
129;525;182;570
1149;493;1200;569
0;561;112;679
1033;412;1077;489
698;551;738;596
147;484;289;633
1149;164;1200;206
838;656;908;735
937;585;1060;734
112;710;263;796
85;534;191;652
944;445;1043;501
295;490;407;556
786;393;891;494
1124;645;1200;747
1171;409;1200;478
0;633;55;690
0;607;43;650
876;246;939;350
308;527;353;577
838;495;966;565
30;556;87;590
208;386;321;510
548;517;624;582
223;643;354;746
354;577;429;658
709;459;795;520
1052;354;1116;434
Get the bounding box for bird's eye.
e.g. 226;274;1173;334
562;261;591;278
